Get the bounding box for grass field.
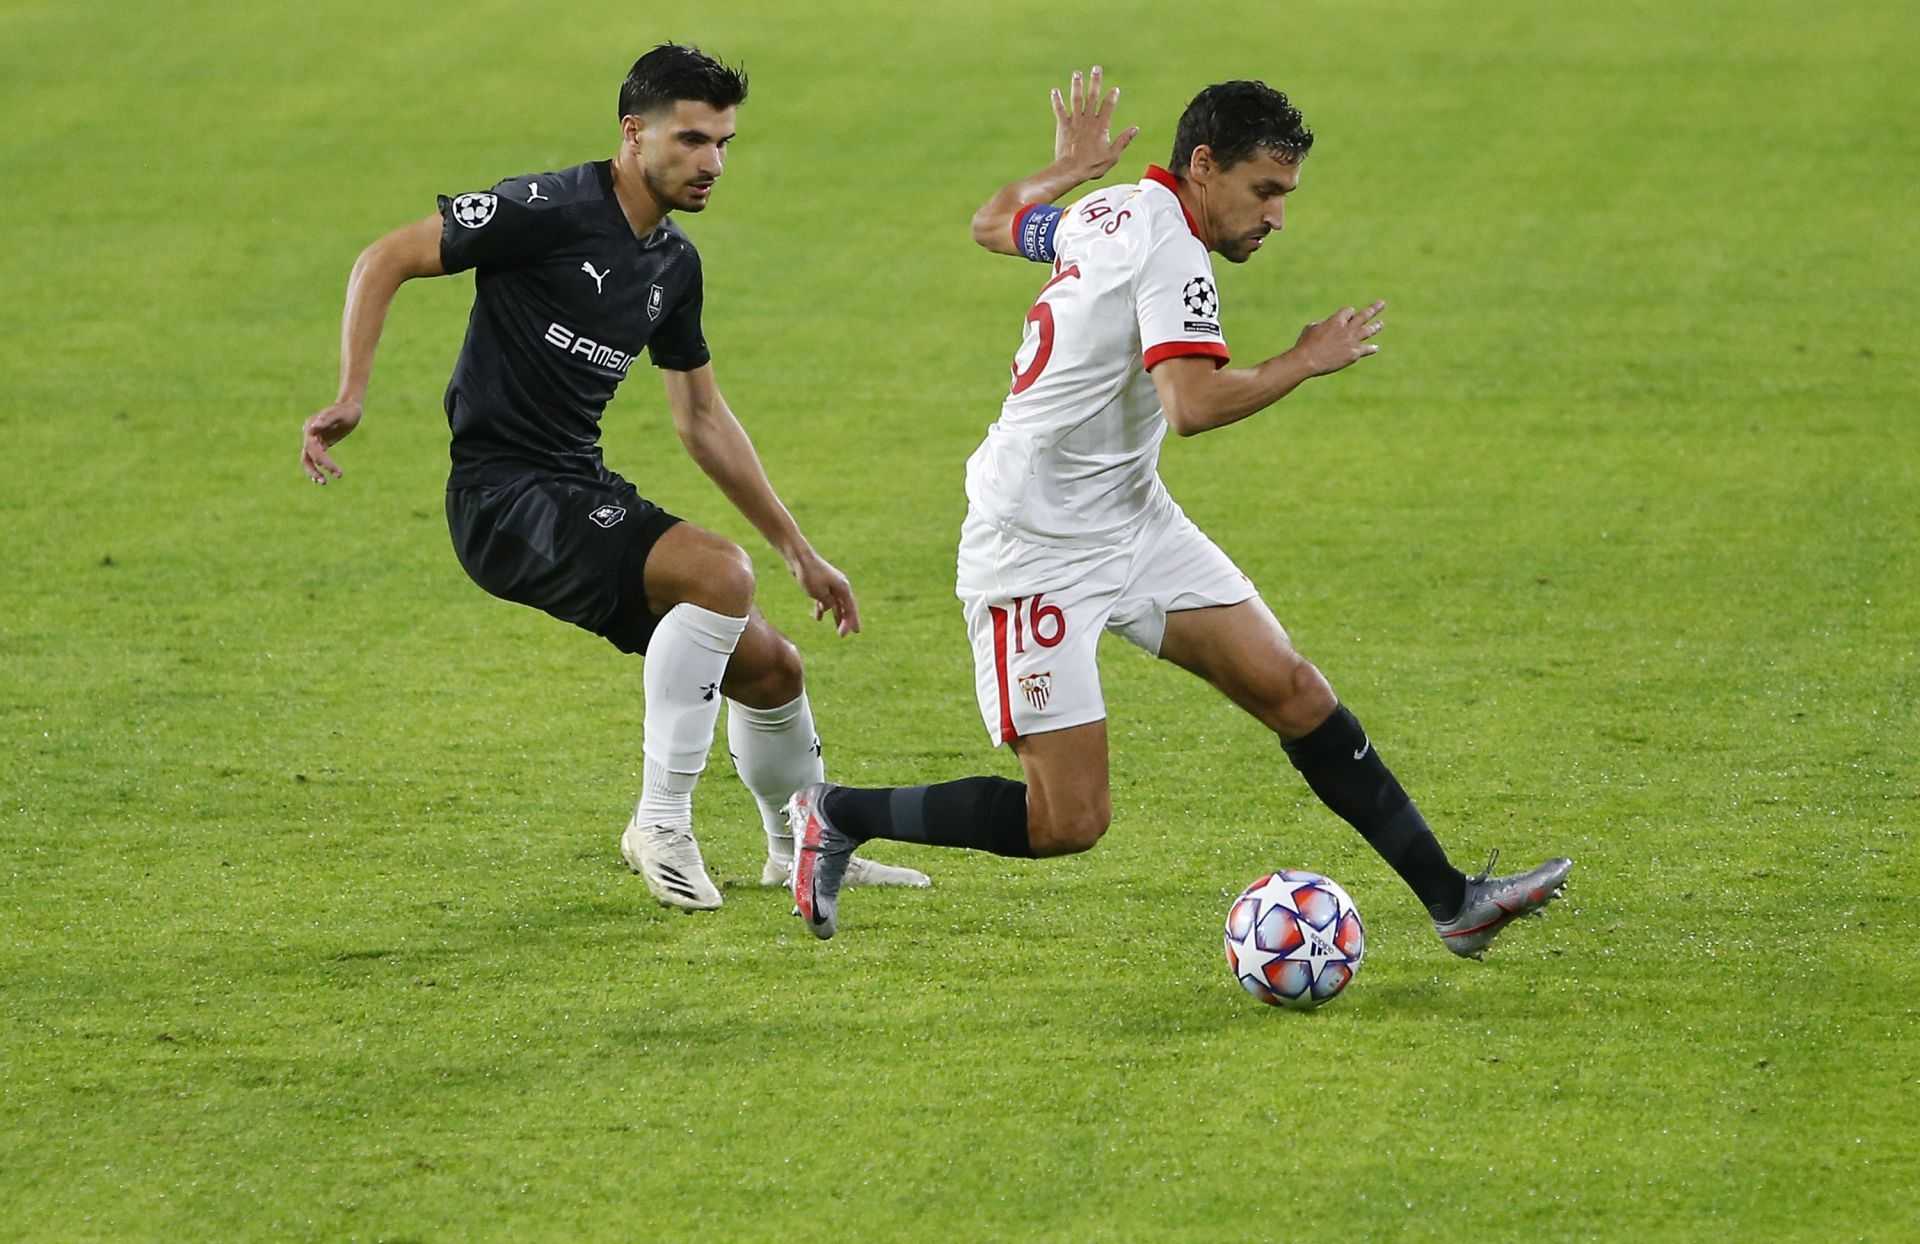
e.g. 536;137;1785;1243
3;0;1917;1238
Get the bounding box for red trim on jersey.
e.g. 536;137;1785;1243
1144;340;1230;371
1011;203;1040;248
990;606;1018;743
1142;166;1205;241
1038;262;1081;294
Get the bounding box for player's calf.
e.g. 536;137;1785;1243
1280;703;1469;919
1008;722;1111;856
1026;801;1111;856
624;525;757;861
789;776;1037;938
721;621;805;709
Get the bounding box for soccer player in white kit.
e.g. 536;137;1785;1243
789;69;1571;954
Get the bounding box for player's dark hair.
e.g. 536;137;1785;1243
1170;80;1313;174
618;43;749;119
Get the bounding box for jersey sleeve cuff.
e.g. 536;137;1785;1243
433;194;473;275
649;348;713;372
1143;341;1230;371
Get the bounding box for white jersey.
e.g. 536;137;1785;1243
963;166;1229;544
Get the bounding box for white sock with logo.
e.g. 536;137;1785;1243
633;603;749;830
726;692;825;866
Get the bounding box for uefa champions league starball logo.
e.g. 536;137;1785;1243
451;192;497;228
1181;277;1218;318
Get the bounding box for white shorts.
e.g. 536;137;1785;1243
956;499;1257;745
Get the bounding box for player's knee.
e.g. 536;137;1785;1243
697;542;756;616
1264;656;1337;737
1029;798;1112;856
723;629;805;709
1291;660;1338;725
759;635;805;704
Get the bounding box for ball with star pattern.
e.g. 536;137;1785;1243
1224;870;1365;1009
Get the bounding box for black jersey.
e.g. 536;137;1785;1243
436;161;709;486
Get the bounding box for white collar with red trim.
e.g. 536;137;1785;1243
1141;165;1206;242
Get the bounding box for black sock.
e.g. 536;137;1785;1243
822;777;1035;859
1280;705;1467;919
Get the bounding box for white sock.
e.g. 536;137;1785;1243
634;603;749;829
726;692;824;865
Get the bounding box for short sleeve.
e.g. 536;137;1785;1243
1136;231;1229;371
648;250;711;372
437;181;555;274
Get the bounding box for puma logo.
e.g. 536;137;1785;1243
699;682;718;702
527;181;547;202
581;261;609;294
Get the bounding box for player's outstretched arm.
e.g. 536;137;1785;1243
1152;301;1387;437
970;65;1140;256
299;214;446;483
659;365;861;636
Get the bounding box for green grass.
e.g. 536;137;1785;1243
3;0;1917;1238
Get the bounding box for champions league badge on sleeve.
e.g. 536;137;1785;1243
1181;277;1219;317
451;193;498;228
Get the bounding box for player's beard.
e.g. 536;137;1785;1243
645;164;712;213
1204;206;1263;264
1219;231;1266;264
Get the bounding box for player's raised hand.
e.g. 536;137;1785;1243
300;399;364;484
1051;66;1140;182
790;549;862;637
1289;301;1388;377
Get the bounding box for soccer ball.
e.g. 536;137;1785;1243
1224;870;1365;1009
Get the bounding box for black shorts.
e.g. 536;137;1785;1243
446;471;681;654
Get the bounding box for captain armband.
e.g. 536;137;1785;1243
1012;204;1064;263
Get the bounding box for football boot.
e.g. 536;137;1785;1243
621;821;723;911
1432;850;1572;959
786;783;859;940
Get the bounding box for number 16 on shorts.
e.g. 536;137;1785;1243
969;591;1102;745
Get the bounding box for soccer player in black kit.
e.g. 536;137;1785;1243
299;44;927;909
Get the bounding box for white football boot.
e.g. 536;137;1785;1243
621;820;723;911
